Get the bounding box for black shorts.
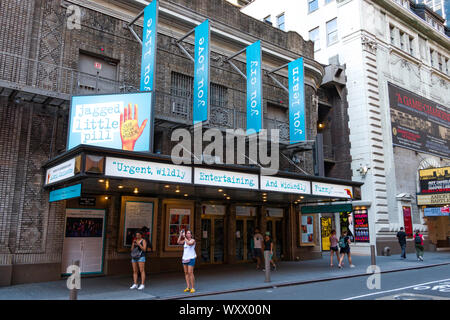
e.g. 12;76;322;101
330;246;338;252
253;248;263;258
340;247;350;254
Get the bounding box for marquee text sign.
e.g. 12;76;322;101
46;158;75;185
417;193;450;205
194;168;259;190
311;182;353;199
261;176;310;194
105;157;191;184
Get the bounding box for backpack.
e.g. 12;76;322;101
414;234;422;244
338;237;347;248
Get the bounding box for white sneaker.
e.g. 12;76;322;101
130;284;138;289
350;264;355;268
138;284;145;290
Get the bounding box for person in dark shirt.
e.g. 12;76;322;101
396;227;407;259
263;232;277;271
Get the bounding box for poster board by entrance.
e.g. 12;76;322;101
118;196;158;253
164;200;195;252
320;217;332;251
299;214;315;246
61;208;106;275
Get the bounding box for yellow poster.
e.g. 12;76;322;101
321;217;332;251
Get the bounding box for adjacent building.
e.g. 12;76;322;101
241;0;450;255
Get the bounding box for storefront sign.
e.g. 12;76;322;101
288;57;306;143
236;206;256;216
424;207;450;217
194;168;258;190
68;92;152;152
140;0;158;92
79;197;96;206
388;82;450;158
105;157;191;184
353;208;369;242
193;19;210;124
45;158;75;185
201;204;225;216
261;176;310;194
301;204;353;214
49;184;81;202
246;41;263;134
402;206;413;237
266;208;284;217
311;182;353;199
419;166;450;194
417;193;450;205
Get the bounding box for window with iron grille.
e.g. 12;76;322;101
210;83;228;109
170;72;193;117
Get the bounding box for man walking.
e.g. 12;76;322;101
396;227;407;259
253;228;264;270
414;230;425;261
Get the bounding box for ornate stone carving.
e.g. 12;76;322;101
361;35;377;54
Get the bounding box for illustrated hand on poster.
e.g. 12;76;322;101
120;103;148;151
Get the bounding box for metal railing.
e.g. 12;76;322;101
0;51;138;97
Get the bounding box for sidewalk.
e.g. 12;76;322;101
1;252;450;300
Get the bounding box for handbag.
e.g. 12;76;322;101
131;246;142;259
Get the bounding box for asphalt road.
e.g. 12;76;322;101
181;264;450;300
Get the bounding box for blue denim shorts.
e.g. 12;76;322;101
131;256;146;263
182;258;196;266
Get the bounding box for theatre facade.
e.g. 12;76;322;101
0;0;360;285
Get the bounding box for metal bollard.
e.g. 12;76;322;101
69;260;80;300
370;245;376;266
264;251;271;283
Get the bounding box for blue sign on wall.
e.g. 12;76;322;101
288;57;306;143
246;41;263;134
193;20;210;124
140;0;158;92
49;184;82;202
68;92;152;152
424;207;450;216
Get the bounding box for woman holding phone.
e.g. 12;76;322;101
130;230;147;290
177;229;197;293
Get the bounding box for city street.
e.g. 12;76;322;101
182;264;450;300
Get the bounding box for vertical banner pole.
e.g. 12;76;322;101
140;0;158;152
288;57;306;144
246;41;263;134
193;20;210;125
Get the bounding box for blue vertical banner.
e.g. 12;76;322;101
246;41;263;134
140;0;158;92
288;57;306;143
193;20;210;124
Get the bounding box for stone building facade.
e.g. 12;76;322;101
0;0;357;285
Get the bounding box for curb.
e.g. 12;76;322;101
156;261;450;300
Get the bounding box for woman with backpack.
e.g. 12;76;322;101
414;230;425;261
130;230;147;290
338;230;355;268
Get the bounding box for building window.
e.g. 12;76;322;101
430;49;434;67
309;27;320;51
308;0;319;13
325;0;334;4
211;83;228;109
263;15;272;25
399;31;405;50
408;36;414;56
389;25;396;45
326;18;338;46
445;58;449;75
277;13;285;31
170;72;193;117
438;53;443;72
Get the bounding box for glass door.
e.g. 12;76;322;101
266;218;284;260
200;218;212;263
213;218;224;263
236;219;244;261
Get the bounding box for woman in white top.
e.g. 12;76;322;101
177;229;197;293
